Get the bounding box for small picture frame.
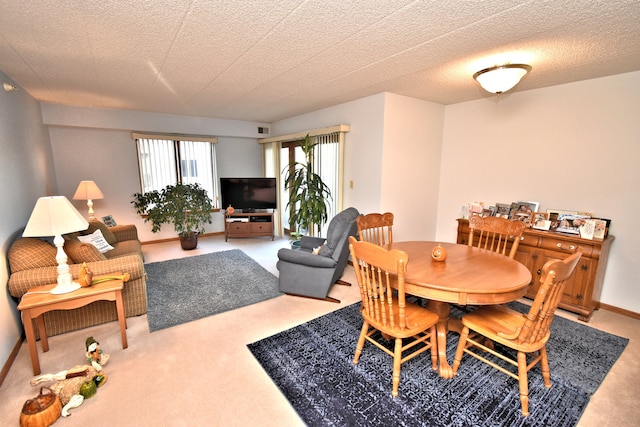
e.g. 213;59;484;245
495;203;511;218
102;215;117;227
579;219;597;240
546;209;578;231
532;212;549;223
555;213;591;235
481;208;495;218
533;219;552;231
513;211;531;225
515;201;540;215
593;218;611;240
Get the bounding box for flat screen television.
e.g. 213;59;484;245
220;177;277;212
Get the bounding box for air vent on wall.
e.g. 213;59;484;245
258;127;269;135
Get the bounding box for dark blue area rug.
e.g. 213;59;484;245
247;302;628;427
145;249;280;332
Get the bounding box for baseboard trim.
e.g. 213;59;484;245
140;231;224;245
600;302;640;320
0;336;23;387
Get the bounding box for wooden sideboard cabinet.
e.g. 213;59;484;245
456;219;614;322
225;212;274;241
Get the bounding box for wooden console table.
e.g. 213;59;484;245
225;212;274;241
18;276;128;375
456;219;614;322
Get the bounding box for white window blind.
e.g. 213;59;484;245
133;133;219;207
260;125;348;237
314;132;341;236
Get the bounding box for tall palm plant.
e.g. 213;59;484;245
283;134;332;236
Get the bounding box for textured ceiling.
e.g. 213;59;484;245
1;0;639;123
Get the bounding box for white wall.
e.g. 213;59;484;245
0;71;57;369
44;105;267;242
272;93;386;216
436;71;640;313
272;93;445;241
382;94;444;241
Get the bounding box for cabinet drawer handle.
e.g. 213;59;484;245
556;243;576;251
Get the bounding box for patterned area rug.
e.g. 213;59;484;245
248;302;628;427
145;249;281;332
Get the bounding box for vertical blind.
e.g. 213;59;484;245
259;125;349;237
132;133;218;207
314;132;341;236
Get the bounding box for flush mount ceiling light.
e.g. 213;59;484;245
473;64;532;94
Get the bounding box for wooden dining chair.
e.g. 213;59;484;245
468;215;526;259
348;236;439;397
357;212;394;247
452;251;583;416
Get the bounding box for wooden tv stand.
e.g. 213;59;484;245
225;212;274;241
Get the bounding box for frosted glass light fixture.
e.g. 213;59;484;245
473;64;532;94
73;180;104;219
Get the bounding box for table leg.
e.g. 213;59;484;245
22;310;41;375
115;290;128;349
426;300;454;379
36;316;49;353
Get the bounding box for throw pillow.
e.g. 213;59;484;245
77;229;114;253
64;239;107;263
87;220;117;245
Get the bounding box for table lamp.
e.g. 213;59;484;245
23;196;89;294
73;180;104;219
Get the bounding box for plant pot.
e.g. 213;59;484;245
180;233;199;250
290;240;302;250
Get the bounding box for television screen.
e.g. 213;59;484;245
220;178;277;211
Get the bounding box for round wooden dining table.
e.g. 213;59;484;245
390;241;532;378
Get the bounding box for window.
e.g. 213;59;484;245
132;133;219;206
260;125;349;237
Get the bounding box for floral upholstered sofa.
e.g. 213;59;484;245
8;220;147;337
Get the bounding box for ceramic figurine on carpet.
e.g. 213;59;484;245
28;336;109;417
85;336;109;371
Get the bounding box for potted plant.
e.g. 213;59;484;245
288;231;303;250
132;183;213;250
283;134;332;242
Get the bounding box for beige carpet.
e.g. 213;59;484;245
1;235;638;426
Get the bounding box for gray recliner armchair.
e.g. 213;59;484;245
277;207;360;303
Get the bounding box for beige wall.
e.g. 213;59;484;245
272;71;640;314
381;94;444;241
436;71;640;312
272;93;445;242
0;71;57;368
43;105;268;242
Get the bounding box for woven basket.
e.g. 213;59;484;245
19;387;62;427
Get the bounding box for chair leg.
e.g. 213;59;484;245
392;337;402;397
452;326;469;374
353;322;369;364
540;346;551;388
517;351;530;417
429;326;438;371
283;293;340;303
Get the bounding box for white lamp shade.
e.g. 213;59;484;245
473;64;532;94
23;196;89;237
73;180;104;200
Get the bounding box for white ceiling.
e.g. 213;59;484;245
1;0;639;123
